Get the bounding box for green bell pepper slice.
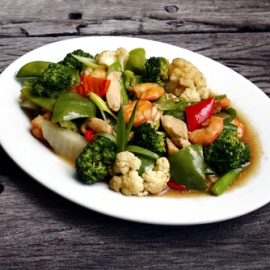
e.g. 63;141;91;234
168;144;206;191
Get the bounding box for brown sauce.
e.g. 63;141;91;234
161;111;263;197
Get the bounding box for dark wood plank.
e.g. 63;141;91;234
0;0;270;37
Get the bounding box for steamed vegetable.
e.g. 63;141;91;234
75;137;117;184
168;144;206;191
132;122;166;156
32;63;80;98
51;92;97;123
203;129;250;175
42;120;88;161
144;56;169;86
211;168;242;195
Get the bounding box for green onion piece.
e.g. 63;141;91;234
223;107;237;124
126;98;140;140
71;54;106;70
211;168;242;196
223;122;238;131
116;104;127;152
125;145;159;160
214;94;227;100
89;92;116;120
158;97;190;111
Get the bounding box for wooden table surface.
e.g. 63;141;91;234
0;1;269;269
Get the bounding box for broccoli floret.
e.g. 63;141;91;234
204;129;250;175
144;57;169;86
62;49;94;71
76;137;117;184
32;63;79;98
132;123;166;156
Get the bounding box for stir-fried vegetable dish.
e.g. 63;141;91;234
16;46;251;197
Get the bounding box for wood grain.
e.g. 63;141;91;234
0;1;269;269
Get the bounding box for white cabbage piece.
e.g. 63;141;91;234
42;120;87;161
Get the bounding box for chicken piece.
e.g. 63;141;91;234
165;137;179;156
161;115;190;148
106;71;122;111
80;117;116;136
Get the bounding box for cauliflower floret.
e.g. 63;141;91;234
110;172;147;197
180;88;201;102
97;50;117;68
97;47;129;70
166;58;209;101
113;151;141;175
155;156;170;173
142;157;170;195
109;153;170;197
115;47;129;70
198;87;210;100
121;171;147;197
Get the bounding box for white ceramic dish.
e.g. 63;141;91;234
0;36;269;225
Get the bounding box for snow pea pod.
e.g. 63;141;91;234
51;92;97;123
136;154;156;176
20;87;56;111
211;168;242;196
16;61;53;77
168;144;206;191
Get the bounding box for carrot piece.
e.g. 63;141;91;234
72;75;111;98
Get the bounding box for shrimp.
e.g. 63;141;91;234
31;110;52;141
231;118;245;138
213;97;231;113
123;99;153;127
188;116;224;147
132;83;165;101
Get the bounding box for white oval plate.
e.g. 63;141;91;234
0;36;269;225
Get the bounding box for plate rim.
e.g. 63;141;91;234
0;36;269;225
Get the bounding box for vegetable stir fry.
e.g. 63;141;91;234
16;47;251;197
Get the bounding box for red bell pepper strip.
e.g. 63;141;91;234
185;97;215;132
167;181;186;190
71;75;111;98
85;129;98;142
